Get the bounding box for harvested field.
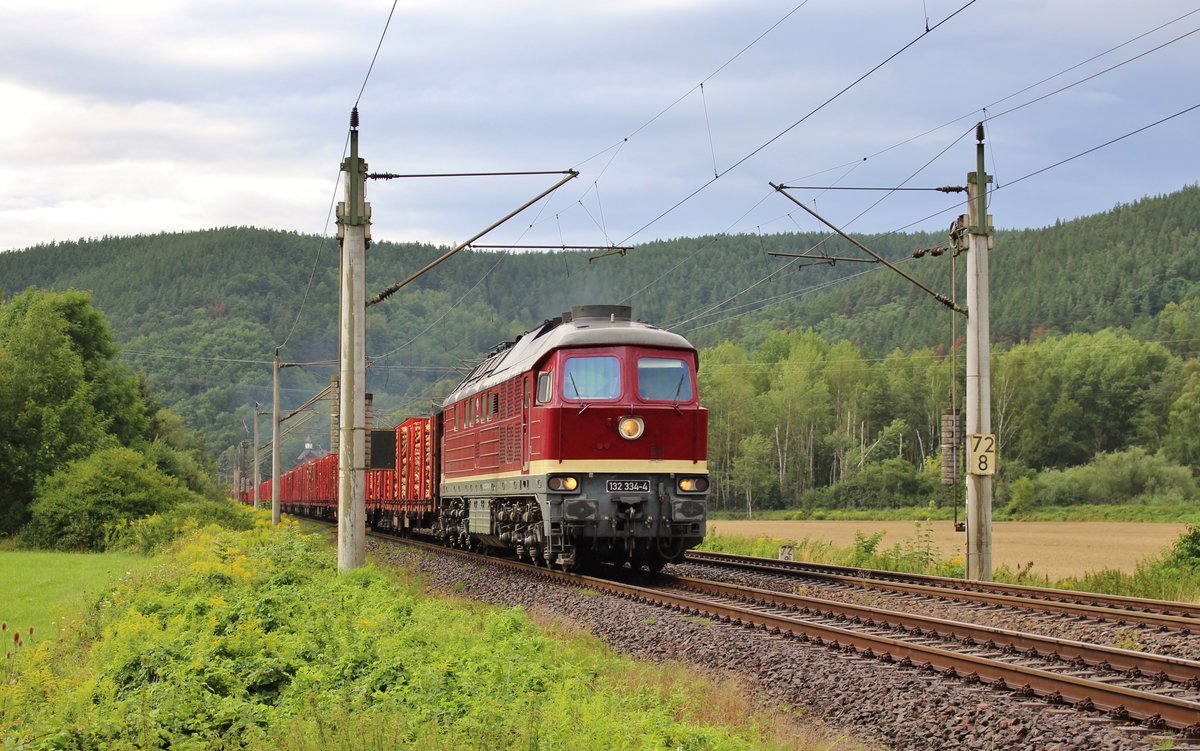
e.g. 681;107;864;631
710;520;1189;581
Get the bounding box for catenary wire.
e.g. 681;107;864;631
572;1;814;170
677;42;1200;327
277;134;347;350
354;0;401;108
614;0;980;247
781;7;1200;185
983;23;1200;124
278;0;400;352
369;254;508;363
677;102;1200;336
664;124;974;331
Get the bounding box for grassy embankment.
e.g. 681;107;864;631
0;549;150;641
698;524;1200;603
1;520;871;751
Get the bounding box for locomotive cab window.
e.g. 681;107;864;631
536;371;553;404
637;357;693;401
562;356;620;400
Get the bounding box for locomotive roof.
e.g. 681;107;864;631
443;305;696;405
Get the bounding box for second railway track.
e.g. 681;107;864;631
681;550;1200;631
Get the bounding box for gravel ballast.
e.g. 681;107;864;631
373;540;1176;751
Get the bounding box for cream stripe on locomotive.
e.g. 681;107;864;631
442;458;708;487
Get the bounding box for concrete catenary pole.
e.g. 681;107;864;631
337;108;369;571
965;123;994;581
272;349;282;526
252;402;261;510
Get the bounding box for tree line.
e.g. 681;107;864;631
0;186;1197;496
700;300;1200;514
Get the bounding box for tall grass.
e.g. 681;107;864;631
702;522;965;578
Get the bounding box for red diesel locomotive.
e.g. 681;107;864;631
247;304;709;571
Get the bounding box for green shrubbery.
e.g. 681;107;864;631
106;497;258;554
798;458;950;511
1;289;236;553
1001;448;1198;516
21;448;200;551
20;447;251;553
1;525;822;750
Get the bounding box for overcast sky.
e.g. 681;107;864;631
3;0;1199;254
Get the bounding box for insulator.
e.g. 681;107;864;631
350;107;360;128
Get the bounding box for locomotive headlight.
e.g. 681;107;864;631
618;416;644;440
549;476;579;492
677;476;709;493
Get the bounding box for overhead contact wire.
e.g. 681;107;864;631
354;0;400;107
684;101;1200;334
573;2;812;170
666;125;972;331
781;8;1200;187
282;1;406;350
616;0;980;246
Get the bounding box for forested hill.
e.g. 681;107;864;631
1;184;1198;460
699;185;1200;353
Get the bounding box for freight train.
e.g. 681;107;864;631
241;305;709;571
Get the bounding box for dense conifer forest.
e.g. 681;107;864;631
2;185;1198;512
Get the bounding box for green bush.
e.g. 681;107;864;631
800;457;940;510
1075;447;1196;502
142;439;222;499
1032;470;1087;506
22;447;202;551
1002;448;1198;510
1167;525;1200;571
106;498;258;554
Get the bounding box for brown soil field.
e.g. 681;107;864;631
709;520;1189;581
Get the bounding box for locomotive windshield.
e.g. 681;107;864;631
637;357;693;401
562;355;621;400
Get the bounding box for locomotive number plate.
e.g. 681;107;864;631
607;480;650;493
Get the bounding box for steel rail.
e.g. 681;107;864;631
646;582;1200;733
685;550;1200;629
665;574;1200;685
367;532;1200;733
688;550;1200;617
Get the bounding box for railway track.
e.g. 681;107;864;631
664;575;1200;701
369;529;1200;735
682;550;1200;631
